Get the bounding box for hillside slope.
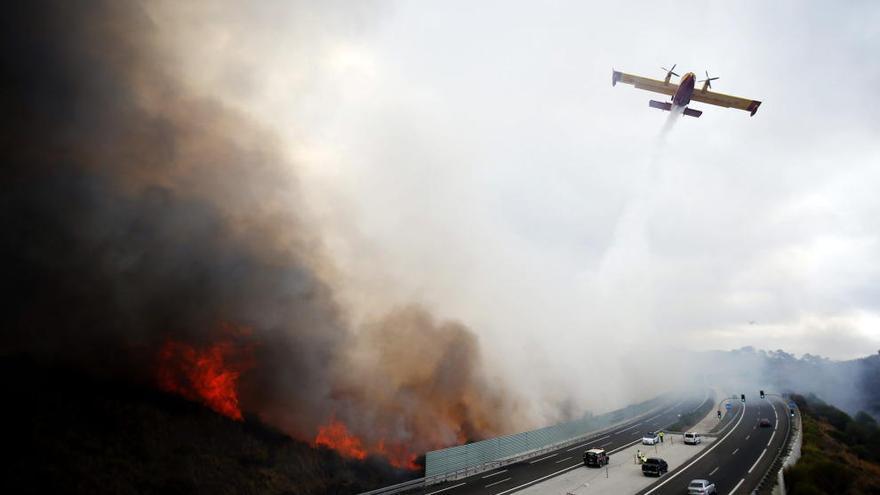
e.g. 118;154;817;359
785;394;880;494
3;356;412;495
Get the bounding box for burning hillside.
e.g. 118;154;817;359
0;0;524;484
3;355;411;494
157;335;255;421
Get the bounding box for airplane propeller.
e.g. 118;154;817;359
660;64;679;79
699;70;719;89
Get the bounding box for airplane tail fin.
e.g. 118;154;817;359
649;100;672;111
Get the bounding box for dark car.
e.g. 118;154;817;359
641;457;668;477
759;418;773;428
583;448;609;467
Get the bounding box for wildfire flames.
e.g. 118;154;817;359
314;419;421;471
157;335;254;420
314;419;368;460
377;440;422;471
3;0;527;485
156;338;421;470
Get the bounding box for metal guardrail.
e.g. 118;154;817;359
751;395;798;495
772;406;802;495
424;395;666;481
357;478;425;495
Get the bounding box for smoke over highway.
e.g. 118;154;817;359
1;0;525;468
5;2;880;479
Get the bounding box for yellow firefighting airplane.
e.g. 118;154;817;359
612;64;761;118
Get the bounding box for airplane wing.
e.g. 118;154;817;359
612;70;676;97
689;88;762;116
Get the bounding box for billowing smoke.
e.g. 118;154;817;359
659;105;685;137
1;0;523;468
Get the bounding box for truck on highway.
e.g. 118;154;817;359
583;448;609;467
641;457;668;477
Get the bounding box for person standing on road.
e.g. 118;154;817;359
659;431;664;443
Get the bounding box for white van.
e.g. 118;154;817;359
683;432;702;445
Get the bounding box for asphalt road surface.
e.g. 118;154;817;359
413;394;708;495
636;395;791;495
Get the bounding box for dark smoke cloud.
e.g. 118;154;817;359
337;307;522;450
1;0;520;458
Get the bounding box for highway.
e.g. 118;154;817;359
636;395;791;495
412;395;708;495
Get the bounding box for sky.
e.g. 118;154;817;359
146;1;880;410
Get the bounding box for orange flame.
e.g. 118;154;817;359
313;419;422;471
314;419;368;460
157;334;253;420
376;440;421;471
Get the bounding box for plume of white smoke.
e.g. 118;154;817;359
659;105;685;139
584;103;700;400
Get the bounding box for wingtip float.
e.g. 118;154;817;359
612;65;761;117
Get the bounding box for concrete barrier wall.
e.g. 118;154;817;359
424;396;665;481
772;407;802;495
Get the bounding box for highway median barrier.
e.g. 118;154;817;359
422;394;682;484
358;391;713;495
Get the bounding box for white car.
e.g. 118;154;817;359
683;432;702;445
641;432;660;445
688;479;717;494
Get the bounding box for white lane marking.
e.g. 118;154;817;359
601;441;612;447
497;437;649;495
618;423;641;433
731;448;739;455
610;438;644;454
709;466;719;476
645;412;666;423
643;401;747;495
567;435;611;452
555;456;573;464
425;482;465;495
493;464;581;495
768;431;775;445
745;434;750;440
484;477;511;488
774;396;781;430
493;401;692;495
748;448;767;473
728;478;744;495
481;469;507;479
529;453;558;464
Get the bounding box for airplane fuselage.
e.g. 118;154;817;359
672;72;696;107
611;66;761;117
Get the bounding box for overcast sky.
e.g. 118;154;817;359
152;0;880;407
